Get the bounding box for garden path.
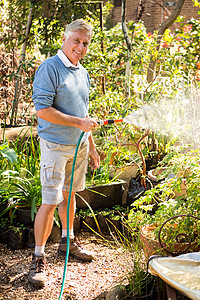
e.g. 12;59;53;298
0;233;133;300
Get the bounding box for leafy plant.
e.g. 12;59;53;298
0;143;17;174
10;125;40;176
9;222;26;235
128;149;200;255
0;170;42;222
0;217;9;229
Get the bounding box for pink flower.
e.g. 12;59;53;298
183;24;192;33
161;41;168;48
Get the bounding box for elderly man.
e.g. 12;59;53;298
28;19;100;288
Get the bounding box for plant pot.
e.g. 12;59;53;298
140;225;163;259
7;228;26;250
109;163;139;182
147;167;167;182
81;215;96;232
47;225;61;243
16;207;34;226
140;225;200;259
76;181;125;210
0;199;9;217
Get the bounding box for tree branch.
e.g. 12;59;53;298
147;0;185;83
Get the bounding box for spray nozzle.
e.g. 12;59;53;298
98;119;123;126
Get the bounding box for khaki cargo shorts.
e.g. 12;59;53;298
40;137;89;205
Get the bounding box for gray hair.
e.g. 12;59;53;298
64;19;93;42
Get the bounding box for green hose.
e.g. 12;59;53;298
58;131;85;300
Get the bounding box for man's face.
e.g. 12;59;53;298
62;30;90;65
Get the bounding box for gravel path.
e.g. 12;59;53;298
0;233;134;300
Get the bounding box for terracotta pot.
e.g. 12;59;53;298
147;167;167;182
140;225;162;258
140;225;200;259
109;163;139;182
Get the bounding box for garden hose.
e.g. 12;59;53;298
58;131;85;300
58;119;124;299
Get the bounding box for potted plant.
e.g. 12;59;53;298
0;170;42;225
128;149;200;258
7;222;27;250
107;205;127;234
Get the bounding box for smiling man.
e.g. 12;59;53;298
28;19;100;288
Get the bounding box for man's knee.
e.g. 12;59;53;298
39;203;57;215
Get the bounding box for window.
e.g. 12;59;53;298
114;0;122;7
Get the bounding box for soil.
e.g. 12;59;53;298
0;232;134;300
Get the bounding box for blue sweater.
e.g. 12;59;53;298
32;55;90;145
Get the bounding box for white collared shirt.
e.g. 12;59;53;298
57;49;79;68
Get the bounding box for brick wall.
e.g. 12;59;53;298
111;0;200;32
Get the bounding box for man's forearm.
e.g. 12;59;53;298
36;106;82;128
36;107;99;133
88;133;96;150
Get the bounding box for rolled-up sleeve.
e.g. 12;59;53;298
32;62;57;111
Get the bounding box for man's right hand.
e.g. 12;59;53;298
80;116;99;132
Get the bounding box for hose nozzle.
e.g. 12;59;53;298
98;119;123;126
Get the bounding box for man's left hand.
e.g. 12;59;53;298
89;147;100;169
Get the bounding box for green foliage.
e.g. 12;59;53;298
9;222;26;234
9;126;40;176
0;217;9;228
0;143;17;166
0;127;42;222
1;0;106;56
1;170;42;221
128;149;200;251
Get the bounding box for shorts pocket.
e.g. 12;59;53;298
40;161;55;187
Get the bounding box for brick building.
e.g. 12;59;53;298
111;0;199;32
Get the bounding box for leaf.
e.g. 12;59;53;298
0;147;17;164
0;170;19;176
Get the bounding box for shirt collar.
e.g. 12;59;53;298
57;49;79;69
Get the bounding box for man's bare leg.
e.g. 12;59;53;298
58;191;76;232
57;191;94;261
34;204;56;247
